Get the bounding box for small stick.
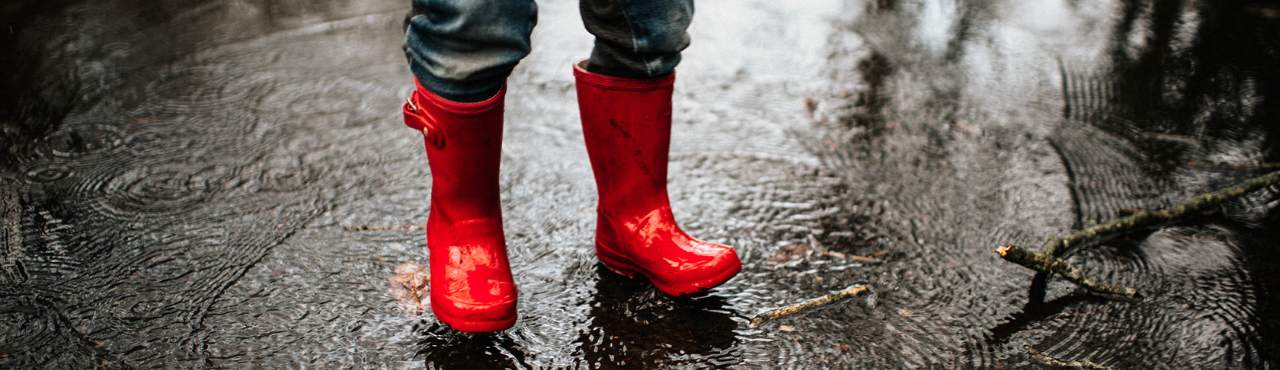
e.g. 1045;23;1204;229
1027;347;1114;370
806;234;884;264
996;245;1136;299
998;170;1280;298
344;224;422;232
749;284;871;327
822;251;883;264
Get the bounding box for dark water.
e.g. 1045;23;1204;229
3;0;1280;368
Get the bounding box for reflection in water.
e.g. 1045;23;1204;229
809;0;1280;367
575;266;739;369
414;324;531;369
1244;209;1280;363
395;262;533;368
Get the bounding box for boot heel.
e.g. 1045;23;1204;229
596;242;642;278
595;222;641;278
596;215;645;277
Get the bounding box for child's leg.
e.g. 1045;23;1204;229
404;0;537;102
579;0;694;79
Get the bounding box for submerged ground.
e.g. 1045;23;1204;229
3;0;1280;368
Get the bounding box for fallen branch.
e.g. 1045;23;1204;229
750;284;871;327
1042;170;1280;257
998;170;1280;298
1027;347;1113;370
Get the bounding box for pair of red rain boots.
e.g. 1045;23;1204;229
401;63;741;333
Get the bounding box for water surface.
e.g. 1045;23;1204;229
2;0;1279;368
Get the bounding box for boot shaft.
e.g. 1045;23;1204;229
573;63;676;215
404;80;507;222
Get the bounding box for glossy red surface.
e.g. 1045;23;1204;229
405;80;517;332
574;64;742;297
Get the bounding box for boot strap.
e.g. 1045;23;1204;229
404;94;445;149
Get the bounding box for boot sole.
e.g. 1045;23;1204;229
596;240;741;297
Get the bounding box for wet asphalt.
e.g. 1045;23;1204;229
3;0;1280;368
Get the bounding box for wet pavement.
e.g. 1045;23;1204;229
3;0;1280;368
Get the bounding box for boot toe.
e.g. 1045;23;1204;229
685;242;741;277
654;242;742;296
429;276;518;332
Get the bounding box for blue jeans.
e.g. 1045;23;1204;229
403;0;694;102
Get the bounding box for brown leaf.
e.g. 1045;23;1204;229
389;262;429;315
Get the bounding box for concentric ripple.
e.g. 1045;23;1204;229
91;162;234;219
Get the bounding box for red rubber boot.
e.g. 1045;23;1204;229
573;63;742;297
403;80;517;332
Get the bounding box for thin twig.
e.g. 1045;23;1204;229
996;245;1137;299
344;224;422;232
1027;347;1114;370
821;251;883;264
749;284;872;327
998;170;1280;298
806;234;885;264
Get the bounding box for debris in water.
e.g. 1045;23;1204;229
389;262;430;314
1028;346;1114;370
750;284;872;327
345;224;423;232
997;170;1280;299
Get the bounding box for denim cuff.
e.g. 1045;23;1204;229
408;60;506;103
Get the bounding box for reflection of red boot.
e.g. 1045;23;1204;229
404;80;516;332
573;63;742;297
